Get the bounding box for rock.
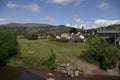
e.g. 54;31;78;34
56;63;82;77
59;63;67;67
28;51;34;55
47;78;55;80
47;73;54;76
71;74;74;77
67;70;74;76
74;70;79;77
47;73;55;80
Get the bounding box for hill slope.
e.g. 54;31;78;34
0;23;72;36
97;24;120;30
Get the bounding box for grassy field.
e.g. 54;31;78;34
18;39;86;64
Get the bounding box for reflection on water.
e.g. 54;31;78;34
0;66;45;80
0;66;120;80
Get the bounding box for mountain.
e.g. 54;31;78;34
0;23;55;28
97;24;120;30
0;23;72;36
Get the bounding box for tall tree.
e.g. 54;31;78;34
0;30;20;66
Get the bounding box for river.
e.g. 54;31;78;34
0;66;120;80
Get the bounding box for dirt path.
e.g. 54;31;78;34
67;56;119;75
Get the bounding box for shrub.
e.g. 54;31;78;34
42;48;57;70
81;36;119;70
26;32;38;40
22;55;42;67
0;30;20;66
56;37;68;43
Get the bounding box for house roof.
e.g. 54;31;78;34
97;30;120;34
115;37;120;41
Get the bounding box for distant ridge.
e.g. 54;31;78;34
0;23;54;28
0;23;72;36
96;24;120;30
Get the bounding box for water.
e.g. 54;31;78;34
0;66;120;80
0;66;45;80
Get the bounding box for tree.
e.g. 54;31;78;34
81;36;119;70
69;28;77;34
0;30;20;66
26;32;38;40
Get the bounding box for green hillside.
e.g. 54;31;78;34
97;24;120;30
0;23;72;36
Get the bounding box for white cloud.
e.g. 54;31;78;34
48;0;73;5
0;18;9;22
45;17;55;22
7;2;19;8
98;1;109;9
65;24;71;27
0;17;18;24
22;3;40;12
95;19;120;26
7;2;40;13
73;0;83;8
72;16;85;28
47;0;82;7
66;17;120;29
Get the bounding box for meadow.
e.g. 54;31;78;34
15;39;86;66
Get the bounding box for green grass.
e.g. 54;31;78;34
11;39;86;66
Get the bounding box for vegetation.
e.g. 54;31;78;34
97;24;120;30
81;35;120;70
26;32;38;40
7;39;86;67
0;30;20;66
21;48;56;70
0;23;73;37
69;28;77;34
41;48;57;70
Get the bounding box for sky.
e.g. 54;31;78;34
0;0;120;29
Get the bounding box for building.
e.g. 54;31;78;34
115;37;120;46
97;30;120;46
96;30;120;38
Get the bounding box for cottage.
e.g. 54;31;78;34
61;33;70;39
97;30;120;38
115;37;120;46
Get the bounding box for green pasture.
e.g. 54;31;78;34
18;39;86;64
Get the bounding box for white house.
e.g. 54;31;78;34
61;33;70;39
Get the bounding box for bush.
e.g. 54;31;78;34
56;37;68;43
22;55;42;67
0;30;20;66
26;32;38;40
42;48;57;70
81;36;119;70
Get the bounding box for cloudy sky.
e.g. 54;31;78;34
0;0;120;29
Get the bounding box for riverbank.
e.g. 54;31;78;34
0;66;120;80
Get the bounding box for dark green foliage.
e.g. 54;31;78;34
26;32;38;40
97;24;120;30
56;37;68;43
69;28;77;34
81;36;119;70
74;37;81;43
22;56;42;67
0;30;20;66
42;48;57;70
